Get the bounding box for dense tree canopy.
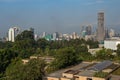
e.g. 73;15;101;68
5;58;46;80
0;49;18;78
95;48;114;60
117;44;120;56
15;30;34;41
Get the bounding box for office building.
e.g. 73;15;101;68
8;27;20;42
86;25;92;35
82;30;87;38
52;32;59;40
42;32;47;38
97;12;105;42
105;28;109;38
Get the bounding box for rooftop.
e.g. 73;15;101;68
47;62;91;78
88;60;113;71
64;70;79;75
112;67;120;76
76;70;95;77
47;61;120;79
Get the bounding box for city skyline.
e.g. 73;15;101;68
0;0;120;37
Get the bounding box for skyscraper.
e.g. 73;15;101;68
52;32;59;40
86;25;92;35
8;27;20;42
105;28;109;38
97;12;105;42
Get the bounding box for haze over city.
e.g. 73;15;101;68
0;0;120;37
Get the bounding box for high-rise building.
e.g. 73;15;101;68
97;12;105;42
8;27;20;42
82;30;86;38
109;29;115;38
86;25;92;35
42;32;47;38
52;32;59;40
72;32;78;39
105;28;109;38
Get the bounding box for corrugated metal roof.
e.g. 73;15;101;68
88;60;113;71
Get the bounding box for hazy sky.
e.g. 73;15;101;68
0;0;120;37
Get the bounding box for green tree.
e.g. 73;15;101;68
5;58;23;80
117;44;120;56
13;39;36;50
50;47;78;70
18;48;36;58
0;49;17;78
0;41;13;49
15;30;34;41
86;39;99;48
35;48;43;56
95;48;113;60
37;38;49;50
6;59;46;80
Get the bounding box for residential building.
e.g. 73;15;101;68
8;27;20;42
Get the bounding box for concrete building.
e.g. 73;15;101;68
105;28;109;39
72;32;79;39
86;25;92;35
47;61;120;80
82;30;87;38
42;32;47;38
52;32;59;40
22;56;54;64
62;34;70;40
97;12;105;42
104;39;120;50
34;34;39;41
8;27;20;42
109;29;115;38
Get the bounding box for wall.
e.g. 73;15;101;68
47;77;60;80
61;77;72;80
62;73;74;78
104;40;120;50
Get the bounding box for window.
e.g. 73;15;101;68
87;78;92;80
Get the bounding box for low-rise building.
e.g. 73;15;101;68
47;61;120;80
22;56;54;64
104;39;120;50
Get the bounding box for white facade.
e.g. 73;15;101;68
109;29;115;38
8;27;20;42
8;28;15;42
104;40;120;50
42;32;47;38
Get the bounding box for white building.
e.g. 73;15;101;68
104;39;120;50
8;27;20;42
42;32;47;38
109;29;115;38
52;32;59;40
